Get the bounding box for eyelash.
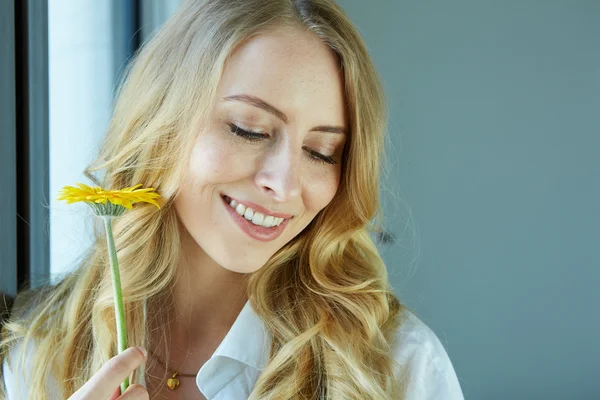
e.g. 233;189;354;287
228;123;268;141
228;123;337;165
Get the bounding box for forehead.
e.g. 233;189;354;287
217;27;347;125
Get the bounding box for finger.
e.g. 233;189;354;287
70;347;147;400
118;384;149;400
108;386;121;400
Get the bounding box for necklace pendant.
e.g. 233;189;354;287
167;372;180;390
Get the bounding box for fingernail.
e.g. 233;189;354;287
137;346;148;359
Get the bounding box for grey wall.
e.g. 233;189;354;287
0;0;17;296
337;1;600;399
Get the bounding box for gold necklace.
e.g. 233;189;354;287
149;349;197;390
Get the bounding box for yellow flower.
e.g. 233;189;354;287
58;183;161;216
58;182;159;391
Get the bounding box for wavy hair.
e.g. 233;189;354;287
1;0;408;398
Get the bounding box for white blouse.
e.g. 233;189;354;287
3;300;464;399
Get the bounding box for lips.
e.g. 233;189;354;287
222;195;293;219
221;195;290;242
223;195;285;228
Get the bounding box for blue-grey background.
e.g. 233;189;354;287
337;1;599;399
35;1;599;398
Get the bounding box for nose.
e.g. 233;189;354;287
254;140;301;202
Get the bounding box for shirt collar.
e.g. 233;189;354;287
194;299;272;399
211;299;271;370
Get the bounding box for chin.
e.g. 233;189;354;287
214;252;270;274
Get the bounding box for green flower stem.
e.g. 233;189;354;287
103;216;129;393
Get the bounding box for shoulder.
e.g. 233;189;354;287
390;308;464;400
3;340;37;400
2;287;68;399
2;338;62;399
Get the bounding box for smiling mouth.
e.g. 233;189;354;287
221;195;286;228
221;194;290;242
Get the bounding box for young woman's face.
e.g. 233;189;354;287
175;26;347;273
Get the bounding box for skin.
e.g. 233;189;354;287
73;25;347;400
68;346;148;400
162;25;347;398
166;25;346;349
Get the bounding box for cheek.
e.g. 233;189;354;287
303;168;341;214
187;136;228;180
187;132;255;184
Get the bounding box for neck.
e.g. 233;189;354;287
177;225;249;337
149;225;249;364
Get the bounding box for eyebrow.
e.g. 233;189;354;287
223;94;347;135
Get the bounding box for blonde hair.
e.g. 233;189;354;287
1;0;408;398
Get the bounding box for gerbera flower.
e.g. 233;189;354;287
57;183;161;217
58;182;162;394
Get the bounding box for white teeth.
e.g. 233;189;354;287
235;203;246;216
226;197;286;228
251;212;264;225
263;215;274;227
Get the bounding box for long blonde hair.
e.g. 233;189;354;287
1;0;408;398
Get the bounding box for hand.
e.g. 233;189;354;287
68;346;149;400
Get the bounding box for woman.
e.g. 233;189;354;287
1;0;463;399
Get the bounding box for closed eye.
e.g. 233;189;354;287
303;147;337;165
229;123;337;165
228;123;269;141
